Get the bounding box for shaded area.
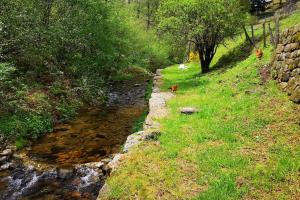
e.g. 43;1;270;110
212;40;253;73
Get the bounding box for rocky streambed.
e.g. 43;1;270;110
0;74;150;200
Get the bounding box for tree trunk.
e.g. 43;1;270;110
184;41;191;63
146;1;151;29
263;20;267;48
269;23;275;46
274;16;280;46
251;24;254;43
43;0;54;27
200;58;210;73
242;26;254;46
197;48;213;74
137;0;141;19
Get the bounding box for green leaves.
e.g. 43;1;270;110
0;0;172;142
0;63;15;81
157;0;247;72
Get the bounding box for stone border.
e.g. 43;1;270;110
97;69;174;199
272;24;300;103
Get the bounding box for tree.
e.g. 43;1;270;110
157;0;247;73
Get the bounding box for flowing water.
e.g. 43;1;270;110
0;76;150;200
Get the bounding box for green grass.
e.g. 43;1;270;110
102;13;300;200
132;79;153;133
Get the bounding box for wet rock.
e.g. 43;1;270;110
0;162;14;171
79;162;105;169
101;158;112;164
180;107;199;115
0;149;13;156
21;172;37;188
58;168;74;179
0;156;7;162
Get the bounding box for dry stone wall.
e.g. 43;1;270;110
272;24;300;103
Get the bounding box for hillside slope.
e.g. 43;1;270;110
102;13;300;200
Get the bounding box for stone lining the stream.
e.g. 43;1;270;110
97;69;174;200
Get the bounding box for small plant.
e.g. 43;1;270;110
15;137;27;149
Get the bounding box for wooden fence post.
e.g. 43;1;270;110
274;15;280;46
269;22;275;46
263;20;267;48
251;24;255;44
243;25;254;47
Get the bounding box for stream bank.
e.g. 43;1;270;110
0;72;151;200
97;69;174;199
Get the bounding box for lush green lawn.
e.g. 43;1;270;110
103;13;300;200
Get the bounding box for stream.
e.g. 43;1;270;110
0;75;150;200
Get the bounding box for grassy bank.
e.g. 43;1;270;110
132;79;153;133
103;13;300;200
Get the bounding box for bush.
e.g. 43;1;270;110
0;113;52;139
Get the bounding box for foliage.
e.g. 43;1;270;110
128;0;161;28
0;0;171;142
188;51;199;62
157;0;248;73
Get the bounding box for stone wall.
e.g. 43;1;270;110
272;24;300;103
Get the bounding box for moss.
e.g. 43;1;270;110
293;33;300;42
15;137;28;149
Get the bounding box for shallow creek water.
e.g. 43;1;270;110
0;76;150;200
